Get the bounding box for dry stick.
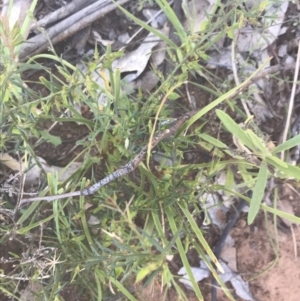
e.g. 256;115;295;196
30;0;98;31
20;0;131;60
20;110;196;204
280;40;300;160
19;63;295;205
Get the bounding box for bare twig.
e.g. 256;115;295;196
20;0;131;60
30;0;98;31
280;40;300;160
185;82;196;110
19;63;295;205
20;111;196;204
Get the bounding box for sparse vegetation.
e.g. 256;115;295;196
1;1;300;301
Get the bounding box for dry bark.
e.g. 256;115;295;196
30;0;98;31
20;0;131;60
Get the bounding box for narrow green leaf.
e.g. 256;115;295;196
94;269;103;300
178;203;224;274
113;68;121;104
79;178;95;249
238;164;255;185
165;207;203;299
40;130;62;146
136;260;163;283
18;214;55;233
53;198;62;244
48;172;62;244
18;190;70;233
138;164;159;194
265;158;300;180
168;91;180;100
39;76;51;91
179;58;272;134
192;242;235;301
0;285;15;298
12;127;21;135
152;212;168;247
272;134;300;154
216;110;254;149
109;277;139;301
248;163;268;224
261;203;300;224
266;155;288;168
225;168;235;194
114;3;177;49
155;0;186;42
17;201;40;224
281;163;300;180
199;133;227;148
20;0;38;38
245;129;267;154
28;54;77;71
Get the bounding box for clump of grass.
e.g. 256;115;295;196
1;1;300;301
